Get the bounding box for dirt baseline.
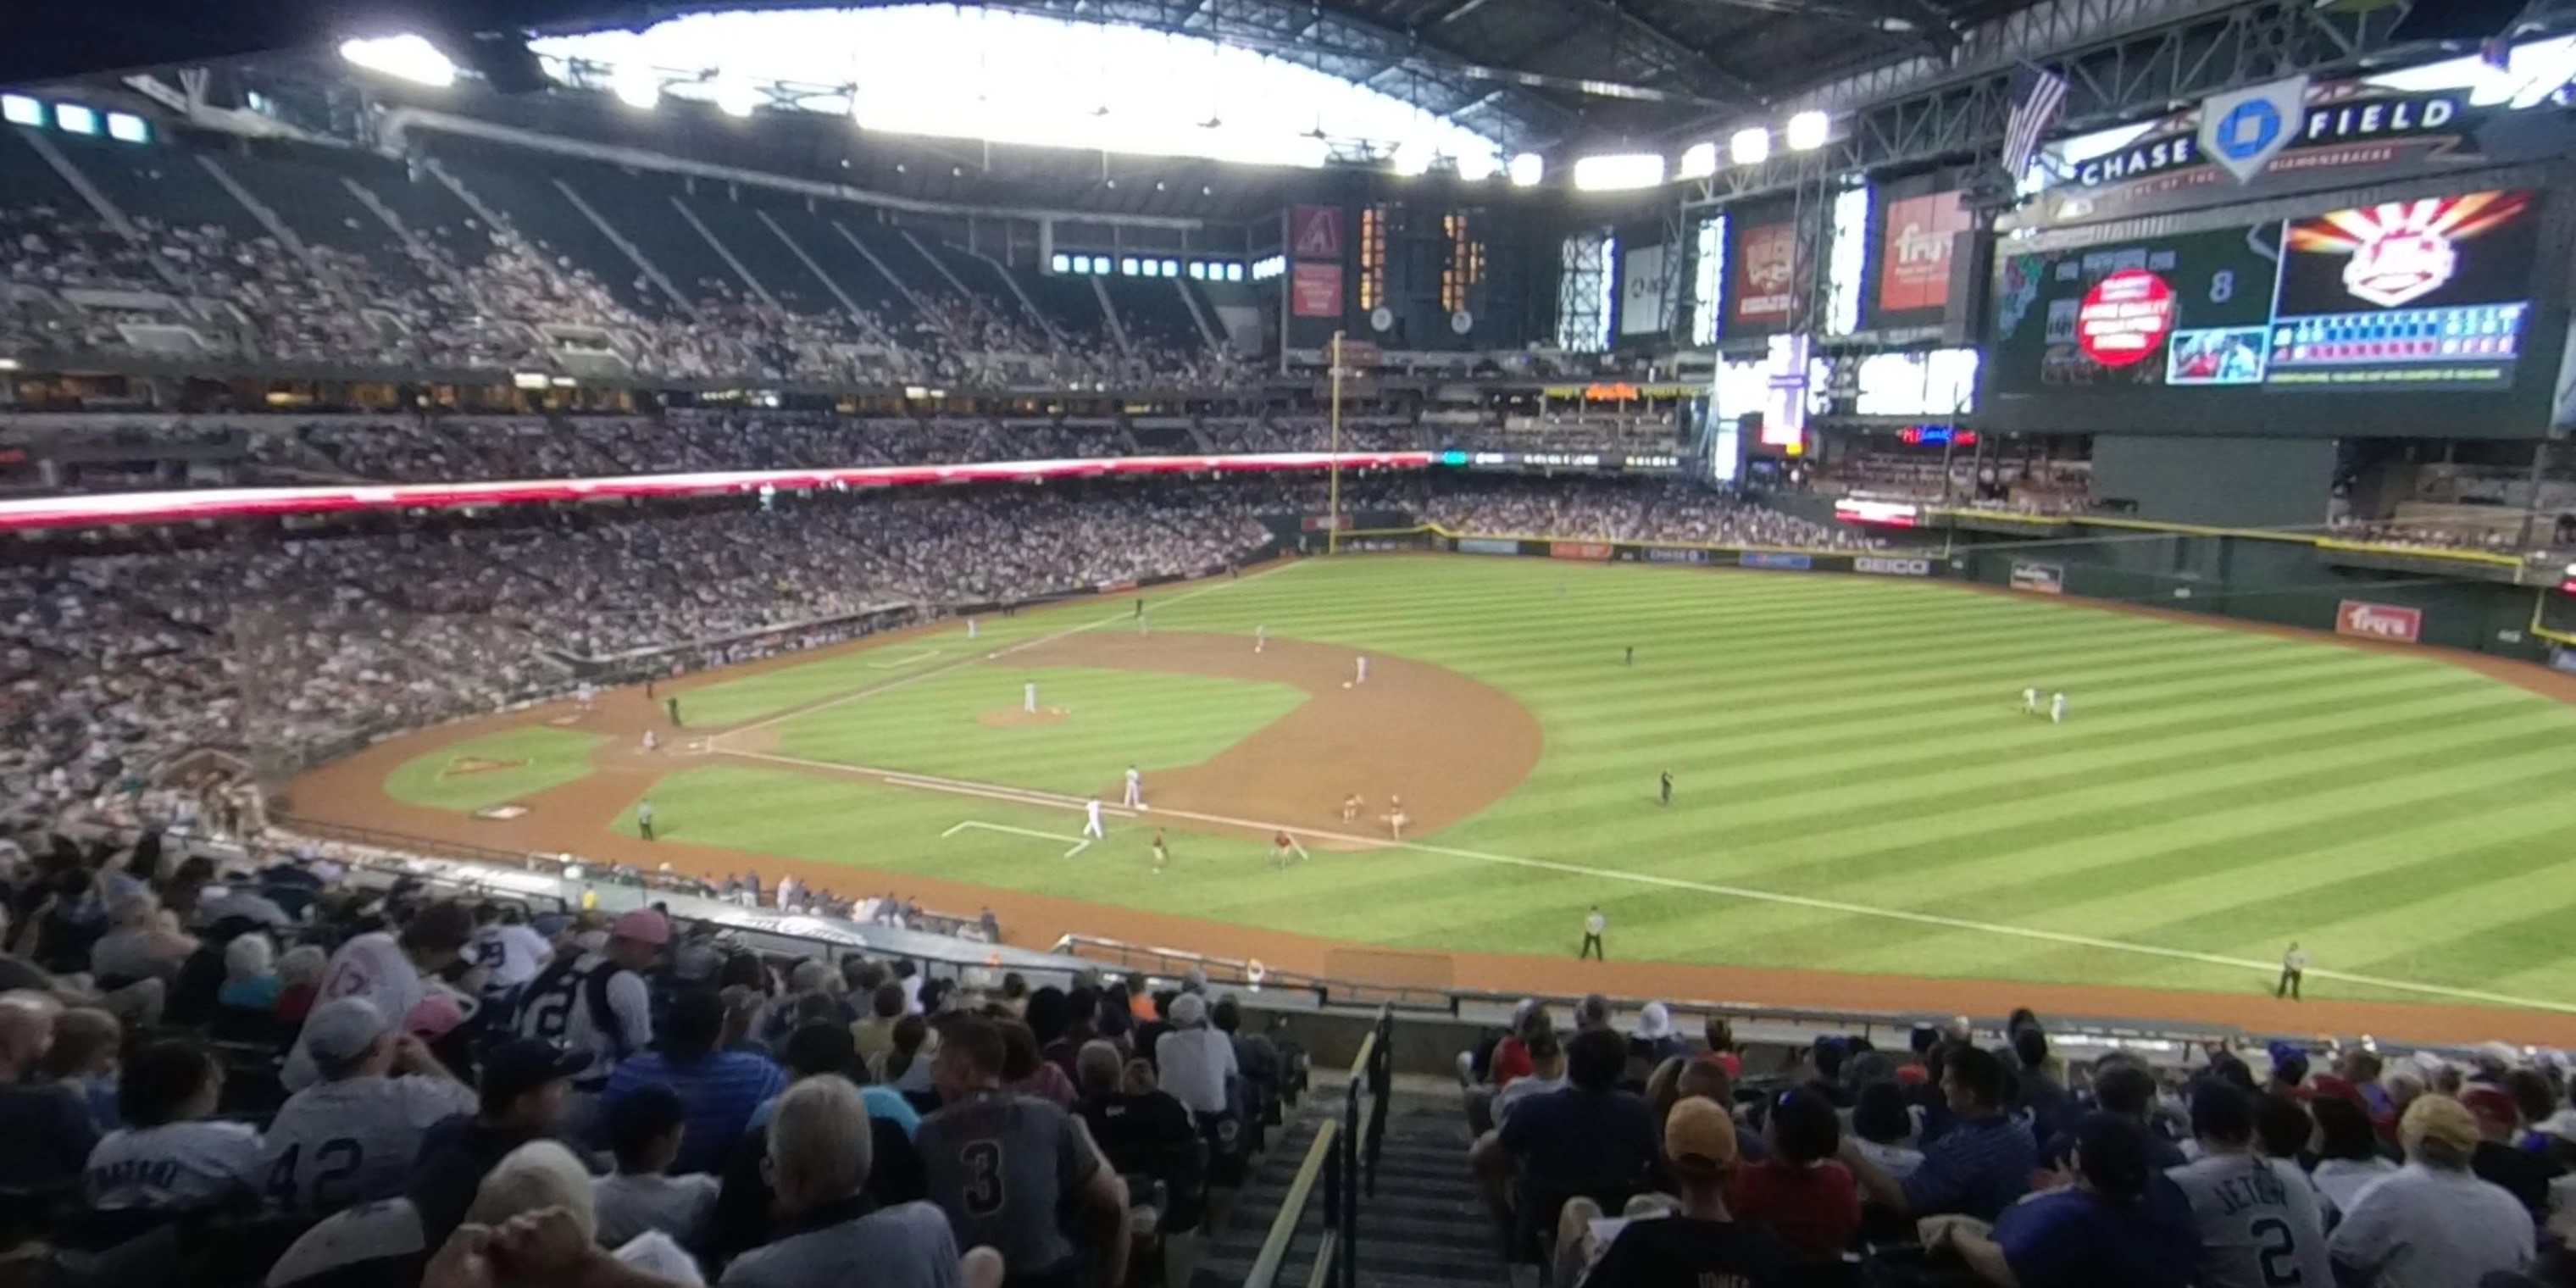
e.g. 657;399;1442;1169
275;568;2576;1047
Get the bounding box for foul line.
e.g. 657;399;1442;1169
943;819;1091;858
721;748;2576;1017
710;559;1306;745
866;647;946;669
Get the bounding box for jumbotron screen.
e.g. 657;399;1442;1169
1983;190;2555;437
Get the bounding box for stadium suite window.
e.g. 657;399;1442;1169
1226;264;1243;282
1162;258;1180;276
1;95;40;127
1122;257;1141;275
1052;253;1072;274
54;103;98;135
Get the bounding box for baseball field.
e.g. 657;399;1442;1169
290;554;2576;1041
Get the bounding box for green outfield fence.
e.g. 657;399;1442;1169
1328;515;2572;666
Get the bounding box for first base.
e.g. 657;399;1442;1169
1341;681;1352;688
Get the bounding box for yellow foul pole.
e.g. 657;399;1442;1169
1327;330;1344;556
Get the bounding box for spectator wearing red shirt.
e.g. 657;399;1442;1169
1735;1087;1859;1260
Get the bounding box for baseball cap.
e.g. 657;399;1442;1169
1637;1002;1675;1041
611;908;671;947
530;913;573;938
1663;1097;1740;1175
480;1037;591;1103
305;997;391;1066
2399;1094;2483;1159
2459;1085;2518;1126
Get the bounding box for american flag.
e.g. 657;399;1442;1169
2001;64;2070;180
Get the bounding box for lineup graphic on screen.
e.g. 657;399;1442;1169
1990;190;2540;397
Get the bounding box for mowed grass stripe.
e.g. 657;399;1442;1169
668;556;2576;1006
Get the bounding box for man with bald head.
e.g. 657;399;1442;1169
0;993;97;1189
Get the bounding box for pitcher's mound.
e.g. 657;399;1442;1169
980;706;1069;728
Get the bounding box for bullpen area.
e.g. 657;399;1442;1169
283;554;2576;1043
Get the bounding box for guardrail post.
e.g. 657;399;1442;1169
1341;1079;1360;1288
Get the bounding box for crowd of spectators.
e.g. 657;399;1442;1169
0;189;1235;390
0;828;1304;1288
0;471;1886;820
1461;1001;2575;1288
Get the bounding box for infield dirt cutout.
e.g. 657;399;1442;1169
441;756;527;778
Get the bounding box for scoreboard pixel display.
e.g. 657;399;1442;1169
1983;190;2557;437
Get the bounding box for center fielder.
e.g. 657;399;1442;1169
1255;625;1267;654
1123;764;1145;810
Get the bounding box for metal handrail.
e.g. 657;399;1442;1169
1242;1119;1338;1288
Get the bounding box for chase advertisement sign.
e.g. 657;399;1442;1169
2025;75;2491;228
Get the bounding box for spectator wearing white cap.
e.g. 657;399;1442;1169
260;997;476;1213
1152;993;1236;1119
1629;1002;1688;1068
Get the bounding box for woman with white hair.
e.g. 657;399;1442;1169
468;1141;703;1285
720;1076;985;1288
276;944;328;1022
218;933;281;1013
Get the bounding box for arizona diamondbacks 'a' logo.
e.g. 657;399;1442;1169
2197;76;2310;185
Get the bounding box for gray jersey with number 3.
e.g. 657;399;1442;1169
914;1093;1101;1276
258;1075;477;1213
2165;1154;2333;1288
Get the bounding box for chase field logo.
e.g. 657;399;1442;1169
2197;76;2310;184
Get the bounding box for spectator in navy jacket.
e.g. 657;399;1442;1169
1839;1044;2034;1222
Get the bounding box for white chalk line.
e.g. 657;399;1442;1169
709;560;1305;745
720;747;2576;1017
942;819;1091;858
866;648;946;669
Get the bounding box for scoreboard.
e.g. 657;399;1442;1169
1981;190;2557;437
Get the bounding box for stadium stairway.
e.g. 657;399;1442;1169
1191;1088;1499;1288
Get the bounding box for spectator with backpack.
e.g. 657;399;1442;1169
517;908;665;1127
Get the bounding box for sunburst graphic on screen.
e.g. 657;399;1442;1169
2285;191;2532;308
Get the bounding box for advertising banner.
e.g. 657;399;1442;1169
2336;599;2423;642
1457;537;1519;556
1855;555;1935;576
1641;547;1713;565
1877;191;1971;317
1551;541;1615;561
1291;264;1343;318
1622;243;1667;336
2024;72;2496;228
2010;561;2065;594
1291;205;1344;259
1729;215;1803;335
1740;551;1813;570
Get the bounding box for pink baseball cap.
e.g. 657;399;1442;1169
611;908;672;947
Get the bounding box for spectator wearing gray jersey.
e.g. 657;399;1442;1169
917;1016;1130;1288
719;1076;969;1288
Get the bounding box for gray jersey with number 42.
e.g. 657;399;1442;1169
258;1075;477;1213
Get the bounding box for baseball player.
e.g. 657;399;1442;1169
1272;829;1308;869
1150;829;1168;874
1024;682;1038;714
1339;792;1361;823
1135;597;1145;619
1255;625;1267;654
1658;771;1673;807
2021;686;2040;716
1385;794;1407;841
666;696;682;728
576;680;596;711
967;618;979;640
1083;798;1105;840
1123;764;1144;810
1624;647;1634;667
2050;691;2068;724
1138;610;1150;636
1579;907;1607;960
641;730;658;753
636;798;655;841
1354;655;1368;686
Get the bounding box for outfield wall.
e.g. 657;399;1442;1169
1341;520;2552;665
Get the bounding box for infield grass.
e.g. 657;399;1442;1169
385;726;608;813
558;558;2576;1006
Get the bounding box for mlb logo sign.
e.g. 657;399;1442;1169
2336;599;2422;643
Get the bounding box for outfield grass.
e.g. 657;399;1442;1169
385;727;609;813
572;558;2576;1006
